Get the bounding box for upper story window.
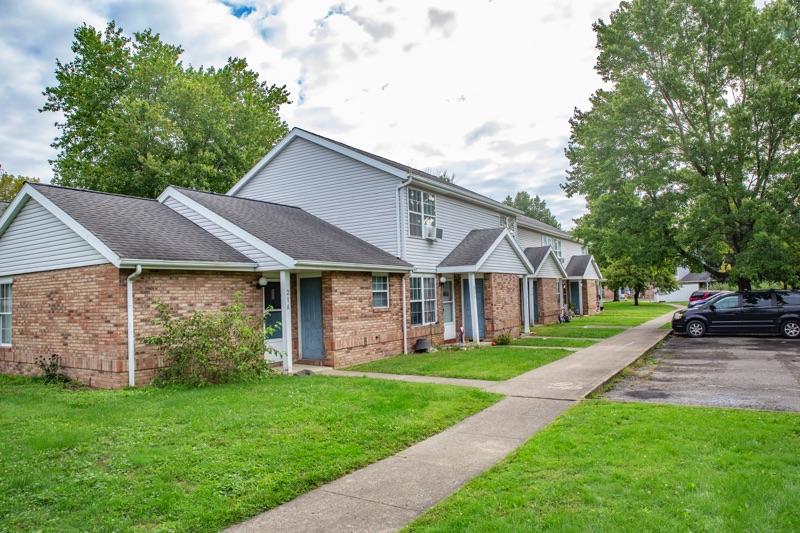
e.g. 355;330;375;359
408;188;436;237
543;236;563;260
499;215;516;235
372;274;389;308
0;280;11;345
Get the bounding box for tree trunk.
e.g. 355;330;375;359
613;289;620;302
737;278;752;291
633;289;640;306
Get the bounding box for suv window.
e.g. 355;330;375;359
742;293;773;308
713;295;740;309
690;291;707;299
776;292;800;306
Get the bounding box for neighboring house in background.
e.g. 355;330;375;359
655;267;716;302
0;128;602;388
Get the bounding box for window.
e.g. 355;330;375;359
0;281;11;345
499;215;516;235
742;293;773;308
372;274;389;308
408;188;436;237
410;276;437;325
543;236;563;260
777;292;800;306
263;281;282;339
713;295;740;309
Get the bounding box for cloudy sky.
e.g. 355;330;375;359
0;0;619;227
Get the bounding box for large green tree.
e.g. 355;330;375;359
0;165;40;202
603;257;680;305
503;191;562;228
41;22;291;198
564;0;800;289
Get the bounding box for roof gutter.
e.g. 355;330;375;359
396;175;413;261
126;265;142;387
118;259;258;271
293;260;413;272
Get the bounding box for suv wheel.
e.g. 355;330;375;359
781;319;800;339
686;320;707;338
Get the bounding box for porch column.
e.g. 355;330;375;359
280;270;293;373
468;272;480;344
522;276;530;333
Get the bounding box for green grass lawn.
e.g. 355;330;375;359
601;301;679;316
345;346;574;381
405;401;800;532
0;374;499;532
511;337;597;348
530;325;627;339
564;315;653;327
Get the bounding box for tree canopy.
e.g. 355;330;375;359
503;191;562;228
0;165;40;202
563;0;800;289
41;22;291;198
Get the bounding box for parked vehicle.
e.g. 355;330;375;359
688;290;724;303
672;290;800;339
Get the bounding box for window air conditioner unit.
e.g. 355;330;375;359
424;225;441;240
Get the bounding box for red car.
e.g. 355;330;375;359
689;290;723;303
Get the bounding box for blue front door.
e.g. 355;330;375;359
463;278;485;339
570;282;581;314
300;277;324;360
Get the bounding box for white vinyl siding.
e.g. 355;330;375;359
479;240;528;274
0;199;108;277
405;191;503;271
536;254;563;278
0;281;10;345
410;276;436;325
163;197;283;269
372;274;389;308
235;137;399;254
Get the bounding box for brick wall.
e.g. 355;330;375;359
483;273;521;338
323;271;405;367
582;280;599;315
0;265;263;389
536;278;561;325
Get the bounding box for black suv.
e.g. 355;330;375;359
672;290;800;338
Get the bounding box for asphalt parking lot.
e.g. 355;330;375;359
605;333;800;412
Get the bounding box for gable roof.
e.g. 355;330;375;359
228;128;520;216
438;228;534;274
16;184;255;268
564;254;603;280
168;187;412;271
680;272;715;283
523;246;569;278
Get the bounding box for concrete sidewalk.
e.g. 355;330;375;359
225;311;674;533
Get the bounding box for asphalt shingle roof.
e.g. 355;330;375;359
31;184;253;264
438;228;504;268
565;255;592;277
175;187;412;268
523;246;552;269
680;272;715;283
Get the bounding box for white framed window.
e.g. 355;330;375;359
372;274;389;308
499;215;516;235
410;275;437;325
263;281;283;340
0;280;11;345
543;236;563;260
408;188;436;237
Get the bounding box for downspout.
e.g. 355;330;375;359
396;175;412;354
127;265;142;387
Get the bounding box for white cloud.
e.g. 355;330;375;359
0;0;618;227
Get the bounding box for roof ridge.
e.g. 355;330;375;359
31;182;159;203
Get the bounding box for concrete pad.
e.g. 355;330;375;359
481;396;575;418
396;431;523;470
322;457;478;511
449;407;568;441
224;489;419;533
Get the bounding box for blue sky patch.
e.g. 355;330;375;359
220;1;256;19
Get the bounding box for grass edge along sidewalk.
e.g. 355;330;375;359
404;400;800;532
0;374;500;533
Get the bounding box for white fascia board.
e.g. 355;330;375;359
473;230;535;274
119;259;257;271
517;220;578;242
160;187;296;268
590;257;604;280
10;184;122;267
437;265;476;274
294;260;413;273
534;248;569;278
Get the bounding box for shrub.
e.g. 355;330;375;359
144;293;279;386
494;332;513;345
35;354;72;385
